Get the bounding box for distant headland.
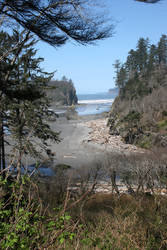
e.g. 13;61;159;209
108;87;119;95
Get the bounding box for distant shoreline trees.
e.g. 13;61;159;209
109;34;167;147
114;35;167;91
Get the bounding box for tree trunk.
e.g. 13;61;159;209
110;169;119;194
0;115;6;178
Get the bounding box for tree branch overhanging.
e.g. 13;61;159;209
0;0;114;47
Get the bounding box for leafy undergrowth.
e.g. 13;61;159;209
157;119;167;131
0;176;167;249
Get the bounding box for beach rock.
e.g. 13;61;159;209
83;118;145;154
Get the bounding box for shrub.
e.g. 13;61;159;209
162;110;167;117
123;110;141;123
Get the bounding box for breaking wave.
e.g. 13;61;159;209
78;99;114;104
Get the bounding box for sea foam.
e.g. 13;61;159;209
78;99;114;104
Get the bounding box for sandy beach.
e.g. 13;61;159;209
5;112;145;171
4;112;152;193
48;113;145;169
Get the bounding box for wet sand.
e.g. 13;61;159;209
48;113;145;169
5;112;145;170
49;115;107;168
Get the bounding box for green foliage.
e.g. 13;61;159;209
136;81;151;97
109;34;167;148
162;110;167;117
123;111;141;123
114;35;167;99
0;29;60;176
1;174;167;249
138;135;152;149
0;0;113;48
136;37;149;73
157;119;167;130
0;176;77;249
0;177;42;249
157;34;167;65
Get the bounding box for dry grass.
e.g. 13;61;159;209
66;192;167;250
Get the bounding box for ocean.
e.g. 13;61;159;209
76;92;116;116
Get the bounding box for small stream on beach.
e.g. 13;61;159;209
9;164;55;177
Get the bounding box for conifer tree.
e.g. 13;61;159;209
0;30;59;179
147;44;157;73
136;38;149;73
157;34;167;66
114;64;127;89
125;49;138;79
0;31;13;174
0;1;113;48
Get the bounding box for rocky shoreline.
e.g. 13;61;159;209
5;112;147;170
47;114;147;170
81;118;145;154
68;179;167;196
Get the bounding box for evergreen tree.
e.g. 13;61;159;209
113;34;167;102
136;38;149;73
62;76;68;82
113;60;121;88
0;30;59;179
0;31;14;174
125;49;138;79
157;34;167;66
0;1;113;47
113;60;121;83
147;44;157;72
115;64;127;89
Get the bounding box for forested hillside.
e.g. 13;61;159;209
108;35;167;148
46;77;78;106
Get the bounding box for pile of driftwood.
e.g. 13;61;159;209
84;119;144;153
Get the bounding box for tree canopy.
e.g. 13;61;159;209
0;30;59;176
114;35;167;96
0;0;161;48
0;0;113;47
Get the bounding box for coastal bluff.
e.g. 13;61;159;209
46;78;78;106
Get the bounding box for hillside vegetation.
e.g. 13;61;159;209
46;77;78;106
108;35;167;149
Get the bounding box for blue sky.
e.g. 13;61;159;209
36;0;167;94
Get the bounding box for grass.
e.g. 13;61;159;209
67;193;167;250
138;135;152;149
157;119;167;130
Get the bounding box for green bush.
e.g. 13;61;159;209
157;119;167;129
0;176;43;249
138;135;152;148
1;173;167;249
162;110;167;117
123;111;141;123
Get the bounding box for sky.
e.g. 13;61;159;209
36;0;167;94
